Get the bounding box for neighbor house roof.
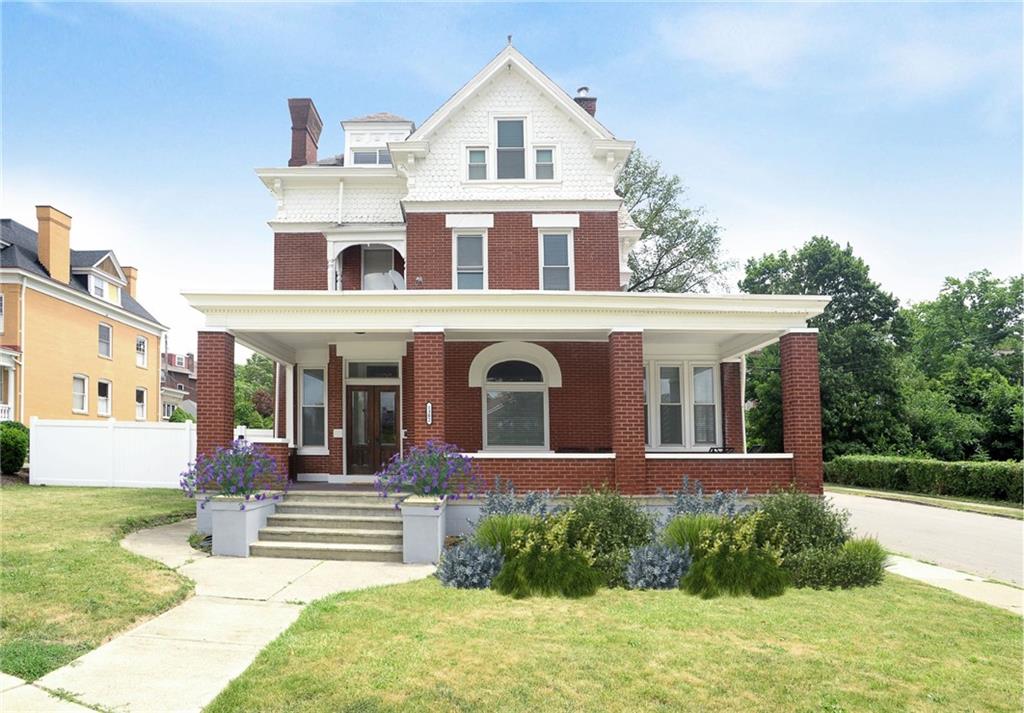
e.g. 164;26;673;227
343;112;413;124
0;218;162;325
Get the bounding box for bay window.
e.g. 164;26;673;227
646;362;722;450
484;360;547;449
496;119;525;179
300;368;326;450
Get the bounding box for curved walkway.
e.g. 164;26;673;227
4;519;434;713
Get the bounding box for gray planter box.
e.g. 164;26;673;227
400;496;446;564
194;496;213;536
209;497;278;557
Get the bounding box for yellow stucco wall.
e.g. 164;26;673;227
22;287;162;421
1;284;21;347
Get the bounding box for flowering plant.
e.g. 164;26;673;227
180;438;287;510
375;441;481;503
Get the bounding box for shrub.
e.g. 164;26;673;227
662;513;726;560
754;488;851;560
168;407;195;423
474;513;539;554
565;488;655;587
475;476;561;520
179;438;287;509
825;455;1023;503
0;425;28;475
375;441;481;501
663;476;752;519
625;544;692;590
786;538;887;589
680;513;788;599
492;512;600;599
436;542;504;589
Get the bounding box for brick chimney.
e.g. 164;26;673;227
574;86;597;117
288;98;323;167
36;205;71;283
123;266;138;298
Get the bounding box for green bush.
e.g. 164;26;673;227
564;488;655;587
474;514;539;554
680;513;788;599
662;513;726;560
168;407;195;423
825;455;1023;503
786;537;887;589
754;488;851;560
1;425;28;475
491;512;600;599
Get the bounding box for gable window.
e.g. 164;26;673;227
352;148;391;165
454;233;486;289
540;233;572;290
496;119;525;179
467;147;487;180
535;148;554;180
135;388;147;420
97;380;112;417
72;375;88;414
98;324;112;358
300;367;327;450
484;359;547;449
692;366;718;445
136;336;148;368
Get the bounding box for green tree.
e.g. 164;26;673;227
617;150;733;292
235;354;275;429
168;407;195;423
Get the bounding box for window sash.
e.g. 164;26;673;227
467;148;487;180
540;233;571;290
300;368;326;448
92;277;105;298
485;388;546;448
455;234;485;289
98;325;112;358
535;148;554;180
97;381;111;417
135;388;146;420
647;362;722;449
136;337;147;367
72;376;87;413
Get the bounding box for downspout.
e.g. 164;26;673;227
18;279;25;423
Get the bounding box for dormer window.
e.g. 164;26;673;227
352;148;391;165
496;119;525;179
91;276;106;298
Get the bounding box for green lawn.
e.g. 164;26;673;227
825;484;1024;520
209;576;1023;713
0;484;194;680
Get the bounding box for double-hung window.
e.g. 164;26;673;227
646;362;722;449
72;375;88;414
135;388;147;420
98;324;112;358
454;233;485;289
163;403;175;419
692;366;718;445
136;336;148;367
540;233;572;290
658;366;684;445
300;368;326;449
484;360;547;449
97;380;112;417
91;277;106;298
496;119;525;179
467;148;487;180
535;148;554;180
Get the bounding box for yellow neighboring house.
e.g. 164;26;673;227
0;206;166;424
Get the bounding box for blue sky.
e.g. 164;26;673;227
3;2;1021;355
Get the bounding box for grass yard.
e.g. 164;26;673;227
0;484;194;680
825;484;1023;520
209;576;1023;713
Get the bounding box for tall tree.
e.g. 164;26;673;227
617;150;733;292
234;353;275;429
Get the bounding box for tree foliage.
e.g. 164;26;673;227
617;150;733;293
235;354;275;429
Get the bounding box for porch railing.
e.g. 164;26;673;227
0;404;11;421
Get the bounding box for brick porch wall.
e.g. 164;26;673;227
721;362;744;452
781;331;824;494
411;331;445;445
645;457;795;494
468;458;615;492
253;441;291;483
196;331;234;458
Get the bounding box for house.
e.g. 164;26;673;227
0;207;165;423
183;45;828;495
161;350;197;419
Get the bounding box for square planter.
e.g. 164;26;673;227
209;495;279;557
400;496;447;564
193;495;213;536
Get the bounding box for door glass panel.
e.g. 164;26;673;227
351;390;368;446
379;391;396;445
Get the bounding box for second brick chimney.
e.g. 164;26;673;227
574;86;597;117
124;266;138;299
36;205;72;284
288;98;323;167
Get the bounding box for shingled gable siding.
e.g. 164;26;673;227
274;232;327;290
405;211;621;291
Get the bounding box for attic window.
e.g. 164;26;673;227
91;276;106;298
496;119;525;179
352;148;391;165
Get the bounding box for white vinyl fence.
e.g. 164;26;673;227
30;419;197;488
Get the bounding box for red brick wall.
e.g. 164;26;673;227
196;331;234;458
275;363;286;439
402;348;415;448
609;331;646;493
781;332;824;494
340;246;361;290
274;233;326;290
254;441;291;482
721;362;744;452
489;213;538;289
412;331;445;445
468;458;615;492
406;213;449;289
645;457;796;494
575;212;621;291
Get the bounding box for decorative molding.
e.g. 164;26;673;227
445;213;494;229
403;200;621;213
532;213;579;228
467;341;563;388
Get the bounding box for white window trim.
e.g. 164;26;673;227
533;145;557;181
163;402;175;419
645;361;723;451
481;361;550;452
97;379;112;418
90;275;106;298
136;336;148;368
350;147;391;166
98;323;113;360
451;230;488;290
174;355;185;367
72;374;88;415
466;145;488;181
537;230;575;291
298;364;329;455
134;387;147;421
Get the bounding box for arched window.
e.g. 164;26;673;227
484;359;548;449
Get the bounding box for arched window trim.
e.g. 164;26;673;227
467;341;562;388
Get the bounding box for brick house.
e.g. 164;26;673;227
160;351;197;420
184;46;828;495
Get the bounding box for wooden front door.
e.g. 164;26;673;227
346;385;400;474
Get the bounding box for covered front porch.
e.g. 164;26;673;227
184;290;829;494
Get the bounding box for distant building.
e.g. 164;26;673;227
161;350;197;419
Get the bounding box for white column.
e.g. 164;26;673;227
285;364;295;447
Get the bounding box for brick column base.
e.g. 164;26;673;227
609;330;646;494
197;331;235;458
781;331;824;493
412;330;446;446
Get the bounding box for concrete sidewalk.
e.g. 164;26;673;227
887;555;1023;615
6;519;434;713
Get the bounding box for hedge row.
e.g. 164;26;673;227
824;455;1023;504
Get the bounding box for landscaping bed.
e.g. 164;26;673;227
0;484;194;680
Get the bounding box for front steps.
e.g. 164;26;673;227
250;489;405;562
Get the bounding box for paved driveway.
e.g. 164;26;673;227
828;492;1024;586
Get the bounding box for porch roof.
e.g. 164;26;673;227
181;289;829;364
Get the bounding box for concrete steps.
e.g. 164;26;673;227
252;490;406;562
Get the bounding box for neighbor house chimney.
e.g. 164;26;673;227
288;98;323;167
36;205;72;284
574;86;597;117
123;266;138;299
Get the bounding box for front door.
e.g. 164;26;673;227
346;386;400;474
